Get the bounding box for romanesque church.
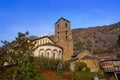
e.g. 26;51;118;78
33;18;99;72
33;18;73;61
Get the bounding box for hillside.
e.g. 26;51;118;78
72;22;120;54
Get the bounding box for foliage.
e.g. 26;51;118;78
73;71;82;80
55;70;64;77
38;57;61;71
97;69;106;79
73;71;94;80
55;70;94;80
0;31;37;80
74;41;84;50
38;57;70;71
62;61;70;71
0;31;107;80
75;61;89;71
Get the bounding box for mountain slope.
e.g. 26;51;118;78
72;22;120;54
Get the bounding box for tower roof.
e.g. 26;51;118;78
55;17;70;24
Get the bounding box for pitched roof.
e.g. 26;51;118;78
68;58;79;62
31;36;55;44
39;43;63;50
100;58;120;62
29;36;38;40
81;55;94;60
72;49;88;57
55;17;70;24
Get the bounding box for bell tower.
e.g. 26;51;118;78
55;18;73;61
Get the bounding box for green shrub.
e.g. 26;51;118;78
63;61;70;71
74;41;84;50
97;69;106;79
38;57;61;71
75;61;87;71
73;71;94;80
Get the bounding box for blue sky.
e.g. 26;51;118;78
0;0;120;46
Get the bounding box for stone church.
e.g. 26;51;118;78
33;18;99;72
33;18;73;61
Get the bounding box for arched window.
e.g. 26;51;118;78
39;49;44;57
45;49;52;58
59;50;61;53
66;31;68;34
53;49;58;59
66;36;68;40
57;31;59;34
58;53;61;60
41;53;43;56
65;23;67;27
57;24;59;29
53;53;55;59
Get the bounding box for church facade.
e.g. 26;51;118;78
33;18;73;61
33;36;63;60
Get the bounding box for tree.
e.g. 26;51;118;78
0;32;37;80
75;61;90;72
97;69;106;79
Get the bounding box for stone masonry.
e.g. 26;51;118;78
54;18;73;61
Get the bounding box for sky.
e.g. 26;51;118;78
0;0;120;46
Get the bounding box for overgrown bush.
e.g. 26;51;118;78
38;57;61;71
97;69;106;79
62;61;70;71
75;61;90;72
73;71;94;80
